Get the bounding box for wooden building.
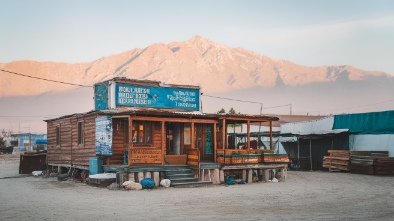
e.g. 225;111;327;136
46;78;285;186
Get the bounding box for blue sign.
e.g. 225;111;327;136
95;116;113;156
115;84;200;111
95;84;108;110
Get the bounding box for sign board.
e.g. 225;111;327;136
130;149;162;164
115;84;200;111
94;84;109;110
95;116;113;156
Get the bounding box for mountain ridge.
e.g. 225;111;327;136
1;35;391;98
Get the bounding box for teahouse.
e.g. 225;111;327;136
45;78;286;187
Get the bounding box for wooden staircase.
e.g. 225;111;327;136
165;165;213;188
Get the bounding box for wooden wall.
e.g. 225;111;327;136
47;118;72;165
104;118;128;165
71;115;96;166
128;121;164;165
47;114;97;166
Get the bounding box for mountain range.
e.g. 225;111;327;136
1;35;394;133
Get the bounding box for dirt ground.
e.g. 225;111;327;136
1;158;393;221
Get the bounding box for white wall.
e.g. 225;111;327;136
350;134;394;157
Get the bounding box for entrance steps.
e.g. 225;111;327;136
164;166;212;188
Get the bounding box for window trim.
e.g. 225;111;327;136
55;125;60;146
77;121;84;146
132;121;152;145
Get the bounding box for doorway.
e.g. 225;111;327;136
195;124;214;162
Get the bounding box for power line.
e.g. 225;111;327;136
202;94;291;110
308;99;394;114
202;94;262;104
1;69;92;88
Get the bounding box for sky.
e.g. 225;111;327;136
1;0;394;75
1;0;394;134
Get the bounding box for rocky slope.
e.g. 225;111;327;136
1;35;391;97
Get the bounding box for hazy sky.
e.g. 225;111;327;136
1;0;394;75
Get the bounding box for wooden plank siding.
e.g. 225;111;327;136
128;121;163;166
47;118;72;165
46;110;278;167
104;118;128;165
47;114;97;166
71;115;97;166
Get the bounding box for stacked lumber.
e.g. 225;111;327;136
323;150;350;172
350;151;389;175
263;153;289;163
373;157;394;175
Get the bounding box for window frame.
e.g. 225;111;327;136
132;121;152;145
55;125;60;146
77;121;84;145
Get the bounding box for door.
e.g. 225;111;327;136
195;124;214;162
166;123;181;155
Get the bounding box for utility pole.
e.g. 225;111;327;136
290;103;292;115
260;103;263;115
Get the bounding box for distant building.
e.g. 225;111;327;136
279;110;394;170
11;133;47;152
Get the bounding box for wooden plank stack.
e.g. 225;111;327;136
350;151;389;175
323;150;350;172
263;153;289;163
373;157;394;175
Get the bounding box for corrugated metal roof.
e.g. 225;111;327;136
280;116;349;136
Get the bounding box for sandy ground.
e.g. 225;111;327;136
1;159;394;221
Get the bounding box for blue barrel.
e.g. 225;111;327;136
89;157;103;175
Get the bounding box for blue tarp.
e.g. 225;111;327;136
35;139;47;144
333;110;394;135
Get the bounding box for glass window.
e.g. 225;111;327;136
78;121;84;145
132;121;152;145
56;126;60;145
183;124;191;145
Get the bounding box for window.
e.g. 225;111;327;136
78;121;84;145
183;124;191;145
132;121;152;145
56;126;60;145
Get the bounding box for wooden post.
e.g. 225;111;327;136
222;119;226;149
269;120;273;150
310;137;313;171
258;169;263;181
247;169;253;184
144;172;151;178
128;172;135;182
297;136;300;170
137;172;144;183
128;118;133;166
161;121;166;165
213;169;220;185
242;169;247;181
214;123;217;163
191;122;195;149
219;169;225;184
280;168;286;181
153;172;160;187
247;120;250;153
264;169;269;182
